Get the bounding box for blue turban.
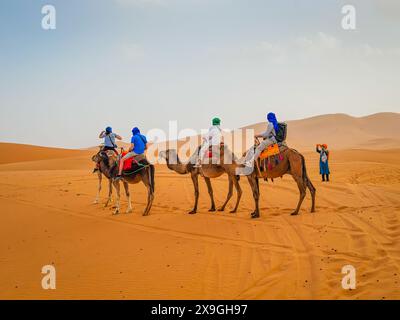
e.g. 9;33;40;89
267;113;279;133
132;127;140;135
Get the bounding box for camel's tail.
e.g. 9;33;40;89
300;153;315;189
298;153;307;182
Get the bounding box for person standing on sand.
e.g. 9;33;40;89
316;144;330;182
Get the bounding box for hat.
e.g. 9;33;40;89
212;117;221;126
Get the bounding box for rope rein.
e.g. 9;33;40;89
122;164;151;176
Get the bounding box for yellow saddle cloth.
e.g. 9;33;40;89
260;144;280;160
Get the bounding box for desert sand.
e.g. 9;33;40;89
0;113;399;300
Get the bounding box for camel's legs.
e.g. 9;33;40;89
124;181;132;213
189;172;199;214
93;172;102;204
143;185;154;216
218;175;233;212
113;180;121;215
104;178;113;207
306;177;316;213
247;174;260;218
204;177;216;212
142;174;154;216
291;176;307;216
230;176;242;213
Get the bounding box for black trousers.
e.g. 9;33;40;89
102;146;118;154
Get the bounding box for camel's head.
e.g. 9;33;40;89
92;144;107;162
158;150;166;161
159;149;177;162
92;153;101;163
92;150;117;168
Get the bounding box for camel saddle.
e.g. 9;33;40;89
259;143;280;160
257;144;288;174
201;143;224;165
122;154;150;176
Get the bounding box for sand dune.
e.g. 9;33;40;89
0;113;399;300
0;143;93;165
150;112;400;155
245;112;400;151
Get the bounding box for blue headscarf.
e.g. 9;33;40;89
132;127;140;135
267;113;279;133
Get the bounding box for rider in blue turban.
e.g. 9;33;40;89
244;112;279;167
267;112;279;134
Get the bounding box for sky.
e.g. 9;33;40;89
0;0;399;148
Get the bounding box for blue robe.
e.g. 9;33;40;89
316;147;330;175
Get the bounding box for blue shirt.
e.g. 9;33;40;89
131;134;147;154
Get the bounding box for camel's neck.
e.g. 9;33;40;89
99;161;117;179
166;156;188;174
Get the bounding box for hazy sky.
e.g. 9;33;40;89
0;0;399;148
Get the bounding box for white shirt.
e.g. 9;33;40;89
204;125;222;146
260;123;276;140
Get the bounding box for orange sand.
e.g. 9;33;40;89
0;114;399;300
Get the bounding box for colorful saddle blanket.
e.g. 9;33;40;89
202;144;224;165
258;144;286;172
121;152;149;175
260;143;280;160
121;151;134;171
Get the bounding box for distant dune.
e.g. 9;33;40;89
2;113;399;166
0;143;92;165
153;112;400;155
244;112;400;151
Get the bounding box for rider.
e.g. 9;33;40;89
195;117;223;167
245;112;279;167
93;127;122;173
99;127;122;154
116;127;147;178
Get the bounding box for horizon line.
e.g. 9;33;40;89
0;111;398;150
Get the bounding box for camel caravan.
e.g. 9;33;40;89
92;114;316;219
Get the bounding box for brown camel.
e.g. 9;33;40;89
92;147;115;207
239;142;316;218
92;150;155;215
159;146;242;214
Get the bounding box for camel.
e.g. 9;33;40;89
92;147;114;207
92;150;155;215
239;141;316;218
159;146;242;214
161;142;316;219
